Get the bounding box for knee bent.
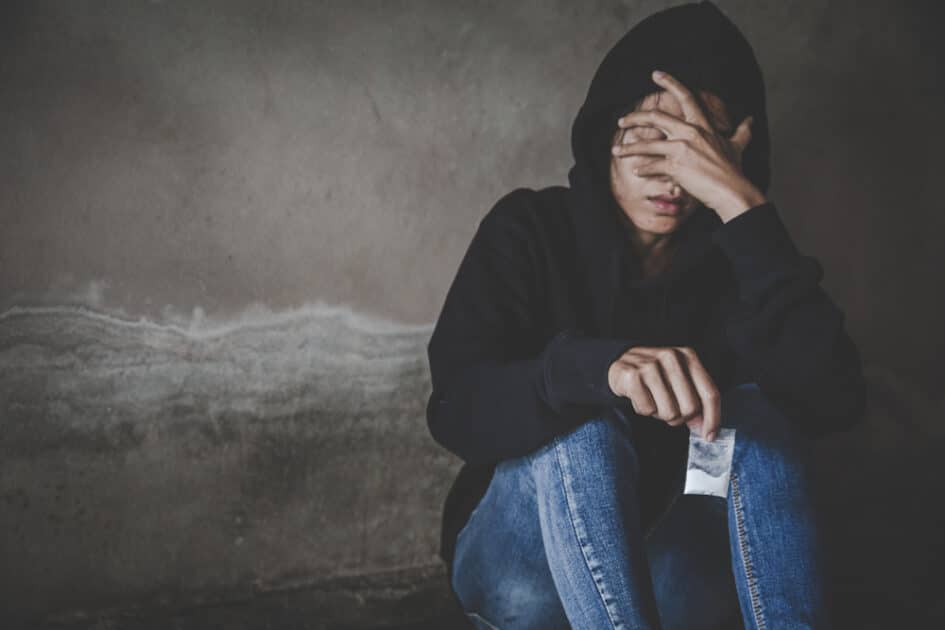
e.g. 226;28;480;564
528;412;637;464
453;567;567;629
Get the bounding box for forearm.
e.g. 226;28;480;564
712;201;867;433
426;329;639;464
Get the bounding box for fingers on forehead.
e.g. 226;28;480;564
625;109;681;127
638;89;685;115
646;86;731;127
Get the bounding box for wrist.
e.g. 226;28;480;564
716;182;768;223
607;361;619;396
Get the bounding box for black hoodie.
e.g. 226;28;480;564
425;0;866;577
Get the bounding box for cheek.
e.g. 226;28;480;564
610;158;644;194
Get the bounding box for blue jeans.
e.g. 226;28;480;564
451;382;831;629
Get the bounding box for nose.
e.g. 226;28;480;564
657;177;681;193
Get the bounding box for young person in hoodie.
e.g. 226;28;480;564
425;2;866;628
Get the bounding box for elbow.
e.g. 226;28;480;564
810;369;868;437
778;366;868;439
831;338;869;433
425;391;453;451
815;333;870;435
426;389;473;462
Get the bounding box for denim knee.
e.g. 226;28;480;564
525;411;641;480
450;450;571;629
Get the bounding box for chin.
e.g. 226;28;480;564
620;203;691;234
646;214;684;231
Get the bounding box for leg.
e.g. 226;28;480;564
530;413;662;629
723;382;831;629
451;456;571;629
452;412;661;629
635;380;831;629
452;381;830;629
645;494;741;630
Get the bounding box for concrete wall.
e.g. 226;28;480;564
1;0;943;626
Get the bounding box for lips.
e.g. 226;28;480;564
648;195;685;213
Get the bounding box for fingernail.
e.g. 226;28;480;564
653;70;665;78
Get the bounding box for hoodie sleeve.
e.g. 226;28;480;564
426;189;640;465
710;200;867;436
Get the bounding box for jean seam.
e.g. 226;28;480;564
464;611;501;630
731;471;767;630
552;435;624;630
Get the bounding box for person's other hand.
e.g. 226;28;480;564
608;345;721;441
611;69;767;222
612;115;670;180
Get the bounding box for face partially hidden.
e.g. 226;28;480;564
609;89;733;242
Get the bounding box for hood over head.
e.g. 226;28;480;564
566;0;771;336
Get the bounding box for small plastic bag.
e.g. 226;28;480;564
683;427;736;499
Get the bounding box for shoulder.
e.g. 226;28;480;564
479;185;571;238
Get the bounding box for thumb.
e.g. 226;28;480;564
685;414;704;437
